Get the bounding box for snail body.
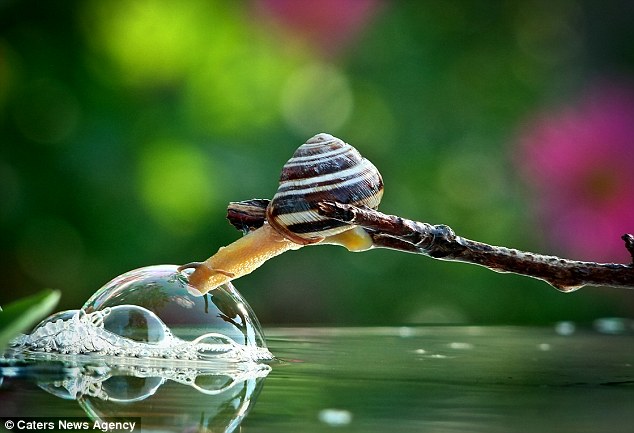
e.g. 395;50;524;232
187;133;384;294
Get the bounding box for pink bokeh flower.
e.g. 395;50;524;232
517;81;634;262
253;0;384;56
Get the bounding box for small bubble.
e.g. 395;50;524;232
318;409;353;426
102;305;168;344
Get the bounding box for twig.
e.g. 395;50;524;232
623;234;634;264
318;202;634;292
226;200;634;292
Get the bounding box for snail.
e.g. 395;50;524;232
186;133;384;294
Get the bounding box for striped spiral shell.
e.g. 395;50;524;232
266;133;384;245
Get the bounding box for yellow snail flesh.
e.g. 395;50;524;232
187;133;384;294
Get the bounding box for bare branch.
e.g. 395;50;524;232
227;199;268;233
226;199;634;292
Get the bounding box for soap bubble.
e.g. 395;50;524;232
18;309;82;352
9;265;271;361
82;265;267;350
32;309;80;332
101;305;168;344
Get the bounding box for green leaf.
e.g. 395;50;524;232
0;289;61;350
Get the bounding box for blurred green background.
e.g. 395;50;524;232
1;0;633;326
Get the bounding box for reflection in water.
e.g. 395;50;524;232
0;357;270;433
3;326;634;432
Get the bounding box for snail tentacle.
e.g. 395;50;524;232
177;262;204;272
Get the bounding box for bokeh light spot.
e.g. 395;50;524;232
184;29;296;134
516;82;634;261
343;83;395;155
137;140;216;232
438;151;505;209
281;63;353;136
514;1;582;66
85;0;204;86
85;0;300;134
254;0;384;56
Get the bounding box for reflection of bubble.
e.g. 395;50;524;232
76;362;269;432
98;375;164;403
10;265;272;362
1;355;270;433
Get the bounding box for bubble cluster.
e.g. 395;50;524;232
10;265;272;362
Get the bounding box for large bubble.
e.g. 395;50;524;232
83;265;267;348
10;265;271;362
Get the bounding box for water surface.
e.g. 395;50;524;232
2;326;633;432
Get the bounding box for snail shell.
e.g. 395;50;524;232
266;133;384;245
